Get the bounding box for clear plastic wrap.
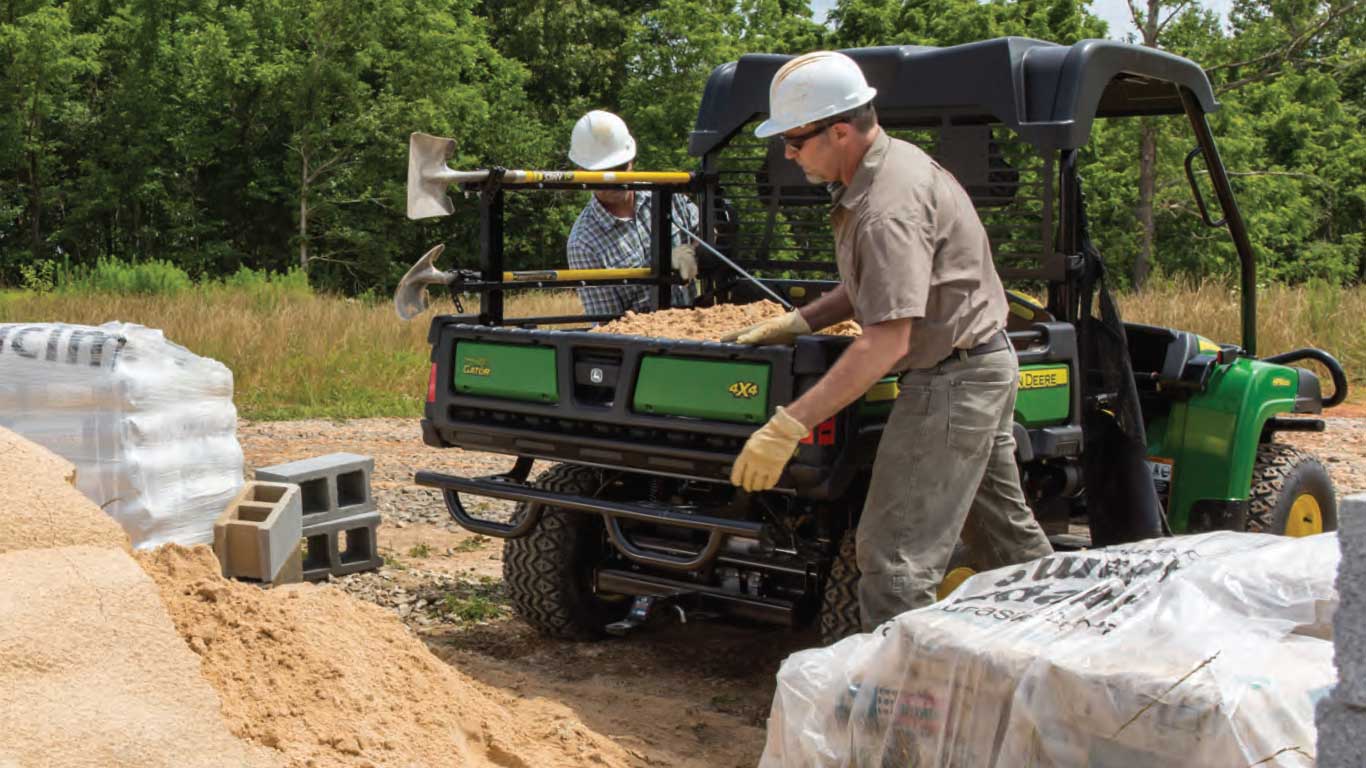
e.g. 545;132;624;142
0;322;244;548
762;532;1337;768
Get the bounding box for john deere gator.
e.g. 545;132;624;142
399;37;1349;644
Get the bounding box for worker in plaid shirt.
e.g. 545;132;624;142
566;110;700;317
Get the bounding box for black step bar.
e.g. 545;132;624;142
415;467;764;571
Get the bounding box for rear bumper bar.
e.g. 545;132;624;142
414;468;764;571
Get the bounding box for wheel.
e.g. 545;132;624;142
1247;443;1337;536
818;533;976;646
502;463;629;639
819;532;862;646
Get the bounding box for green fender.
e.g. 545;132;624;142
1145;356;1303;532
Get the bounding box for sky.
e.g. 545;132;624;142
807;0;1232;41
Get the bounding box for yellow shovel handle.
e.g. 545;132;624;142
501;268;654;282
502;170;693;185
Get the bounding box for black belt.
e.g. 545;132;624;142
935;329;1010;367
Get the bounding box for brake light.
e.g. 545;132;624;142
799;417;837;447
426;362;438;403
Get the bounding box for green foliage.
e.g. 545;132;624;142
59;257;195;296
453;534;491;553
829;0;1104;47
439;577;506;623
210;265;313;311
18;259;57;293
0;0;1361;289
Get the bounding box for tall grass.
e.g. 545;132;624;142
1;279;1361;420
0;283;584;420
1118;279;1365;403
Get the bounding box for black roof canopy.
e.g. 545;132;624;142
688;37;1219;156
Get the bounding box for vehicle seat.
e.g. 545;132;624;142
1005;290;1053;331
1124;323;1207;389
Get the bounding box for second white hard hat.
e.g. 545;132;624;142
755;51;877;139
569;110;637;170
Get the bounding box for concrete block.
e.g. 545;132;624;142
212;481;303;585
254;452;375;526
1332;494;1366;706
300;510;383;582
1317;696;1366;768
1336;494;1366;570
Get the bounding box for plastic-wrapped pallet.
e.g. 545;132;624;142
0;322;244;548
762;532;1337;768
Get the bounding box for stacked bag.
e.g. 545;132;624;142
763;531;1337;767
0;322;244;548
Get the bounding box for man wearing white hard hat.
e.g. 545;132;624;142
723;51;1052;633
566;110;699;317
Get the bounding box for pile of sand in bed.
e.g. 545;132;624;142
589;299;860;340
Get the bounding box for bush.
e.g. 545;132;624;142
211;265;312;309
62;257;194;296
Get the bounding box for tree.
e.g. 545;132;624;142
622;0;825;170
0;4;99;261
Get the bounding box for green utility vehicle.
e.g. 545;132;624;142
401;38;1349;644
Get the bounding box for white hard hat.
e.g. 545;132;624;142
569;110;637;170
754;51;877;139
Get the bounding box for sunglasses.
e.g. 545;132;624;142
781;118;845;150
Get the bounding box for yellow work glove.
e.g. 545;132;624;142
730;406;809;492
671;242;698;282
719;309;811;345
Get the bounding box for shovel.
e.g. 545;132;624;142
404;132;793;310
407;133;694;219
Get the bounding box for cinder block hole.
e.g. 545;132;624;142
236;503;274;523
340;526;374;564
337;469;368;508
302;534;331;570
299;478;329;515
245;483;288;504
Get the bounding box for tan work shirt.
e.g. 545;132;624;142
830;130;1008;371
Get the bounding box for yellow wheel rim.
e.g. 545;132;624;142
1285;494;1324;537
937;566;976;601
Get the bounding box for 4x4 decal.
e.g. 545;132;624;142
728;381;759;399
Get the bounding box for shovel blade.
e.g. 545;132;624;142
394;243;452;320
407;133;458;219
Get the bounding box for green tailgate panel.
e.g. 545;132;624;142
453;342;558;403
634;356;770;423
1014;364;1071;426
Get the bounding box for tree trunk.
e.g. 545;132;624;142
1135;119;1156;288
25;88;42;259
27;150;41;259
1133;0;1161;289
299;152;310;270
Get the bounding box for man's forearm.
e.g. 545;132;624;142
784;319;911;428
797;284;854;332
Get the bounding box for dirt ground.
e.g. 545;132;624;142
238;412;1366;767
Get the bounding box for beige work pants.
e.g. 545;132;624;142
855;346;1054;630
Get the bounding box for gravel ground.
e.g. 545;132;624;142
236;413;1366;767
1280;416;1366;498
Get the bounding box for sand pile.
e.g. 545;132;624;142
1;425;632;768
137;544;632;768
0;425;129;554
0;546;283;768
589;299;860;340
0;424;280;767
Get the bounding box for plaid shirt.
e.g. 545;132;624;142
566;190;699;317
